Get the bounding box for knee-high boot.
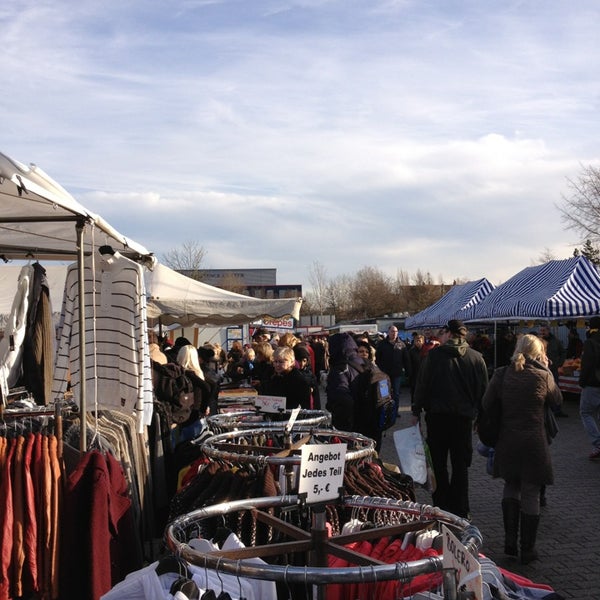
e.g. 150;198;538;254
520;512;540;564
501;498;520;556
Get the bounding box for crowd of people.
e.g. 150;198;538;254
147;318;600;569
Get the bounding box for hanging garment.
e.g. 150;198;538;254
59;449;142;600
21;262;55;405
52;252;153;431
0;264;34;397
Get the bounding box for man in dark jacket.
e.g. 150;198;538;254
579;315;600;460
412;319;488;518
376;325;410;417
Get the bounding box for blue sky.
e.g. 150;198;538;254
2;0;599;290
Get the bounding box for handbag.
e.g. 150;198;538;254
393;424;428;485
477;366;507;448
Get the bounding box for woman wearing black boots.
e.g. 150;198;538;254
481;334;563;564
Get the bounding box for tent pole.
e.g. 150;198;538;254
494;321;497;370
76;221;87;453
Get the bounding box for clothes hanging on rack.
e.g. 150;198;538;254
62;408;156;545
100;531;277;600
0;408;65;600
0;264;34;398
52;251;153;432
21;261;54;406
59;449;143;600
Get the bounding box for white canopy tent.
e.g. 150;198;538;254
0;151;152;262
145;263;301;326
0;262;302;328
0;150;155;450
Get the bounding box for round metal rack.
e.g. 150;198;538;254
197;427;376;468
206;409;332;433
165;494;482;588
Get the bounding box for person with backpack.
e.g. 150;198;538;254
176;344;212;414
326;333;366;433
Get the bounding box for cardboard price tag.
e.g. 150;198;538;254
441;525;482;599
254;395;286;413
298;443;346;503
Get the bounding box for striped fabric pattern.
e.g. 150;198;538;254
52;252;153;431
462;256;600;322
405;278;495;329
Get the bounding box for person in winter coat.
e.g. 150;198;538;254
578;315;600;460
176;344;212;416
482;333;562;565
355;339;389;452
412;320;488;519
375;325;410;415
326;332;369;432
262;346;312;410
293;344;321;410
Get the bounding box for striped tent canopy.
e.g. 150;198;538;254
405;278;495;329
462;256;600;322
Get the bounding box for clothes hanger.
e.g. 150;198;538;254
200;557;217;600
235;560;247;600
215;557;233;600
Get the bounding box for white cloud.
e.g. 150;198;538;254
2;0;599;292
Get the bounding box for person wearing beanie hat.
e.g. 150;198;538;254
579;316;600;460
412;318;488;518
293;344;321;410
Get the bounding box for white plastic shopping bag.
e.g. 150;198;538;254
393;424;428;485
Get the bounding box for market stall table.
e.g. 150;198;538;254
558;374;581;396
218;386;258;413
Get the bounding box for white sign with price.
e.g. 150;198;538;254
298;443;346;503
441;525;483;600
254;395;287;413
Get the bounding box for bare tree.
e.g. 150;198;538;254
307;260;328;315
559;164;600;243
325;274;353;321
537;248;557;264
218;272;246;294
350;266;393;319
162;241;207;281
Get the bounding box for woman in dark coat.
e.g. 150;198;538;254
482;333;562;564
262;346;312;410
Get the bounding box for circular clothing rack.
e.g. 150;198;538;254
206;409;332;433
165;494;482;587
197;427;376;468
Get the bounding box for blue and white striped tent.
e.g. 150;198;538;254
462;256;600;322
405;278;495;329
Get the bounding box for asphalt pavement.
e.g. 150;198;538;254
378;391;600;600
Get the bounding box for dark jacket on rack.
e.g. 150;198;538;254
22;262;54;405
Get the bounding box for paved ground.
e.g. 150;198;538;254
378;392;600;600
